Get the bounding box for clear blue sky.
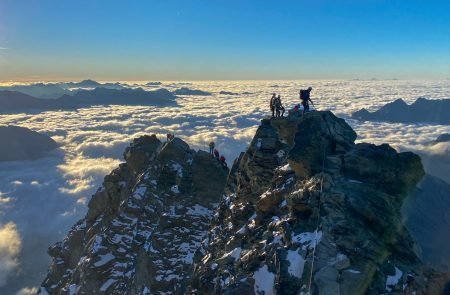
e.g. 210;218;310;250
0;0;449;81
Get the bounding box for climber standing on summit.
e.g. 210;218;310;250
270;93;276;117
300;87;313;114
275;95;285;118
209;141;215;155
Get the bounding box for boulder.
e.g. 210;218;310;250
288;111;356;178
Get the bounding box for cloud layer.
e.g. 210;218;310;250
0;79;449;293
0;222;21;287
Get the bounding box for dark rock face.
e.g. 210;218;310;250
287;111;357;178
189;111;448;295
0;125;58;161
40;136;228;294
343;143;424;194
352;98;450;124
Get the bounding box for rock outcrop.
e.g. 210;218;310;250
41;111;450;295
189;111;449;295
0;125;58;161
40;135;228;294
352;98;450;125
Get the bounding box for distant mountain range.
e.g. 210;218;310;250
0;79;126;99
0;125;58;161
0;87;177;113
352;98;450;124
64;79;126;90
173;87;212;96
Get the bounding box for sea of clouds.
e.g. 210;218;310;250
0;80;449;293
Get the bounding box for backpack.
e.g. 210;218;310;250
300;89;309;101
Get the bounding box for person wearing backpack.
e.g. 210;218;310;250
275;95;285;118
300;87;313;114
270;93;276;117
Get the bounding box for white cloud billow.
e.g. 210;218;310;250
0;222;21;287
0;79;449;292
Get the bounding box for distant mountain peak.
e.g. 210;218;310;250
0;125;58;161
352;97;450;124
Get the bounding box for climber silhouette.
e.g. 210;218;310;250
166;133;175;142
275;95;285;117
300;87;313;114
270;93;276;117
209;141;215;155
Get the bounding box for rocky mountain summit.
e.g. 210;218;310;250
189;111;449;294
41;111;449;294
41;136;228;294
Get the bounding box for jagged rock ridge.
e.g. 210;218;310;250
189;111;449;294
41;111;450;295
41;136;228;294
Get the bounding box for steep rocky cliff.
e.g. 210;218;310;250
41;111;449;295
189;111;449;295
41;136;228;294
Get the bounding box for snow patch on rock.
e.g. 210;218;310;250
253;265;275;295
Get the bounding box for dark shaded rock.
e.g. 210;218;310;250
192;151;229;201
287;111;357;178
189;111;448;295
0;125;58;161
343;143;425;194
123;134;162;174
41;135;228;294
